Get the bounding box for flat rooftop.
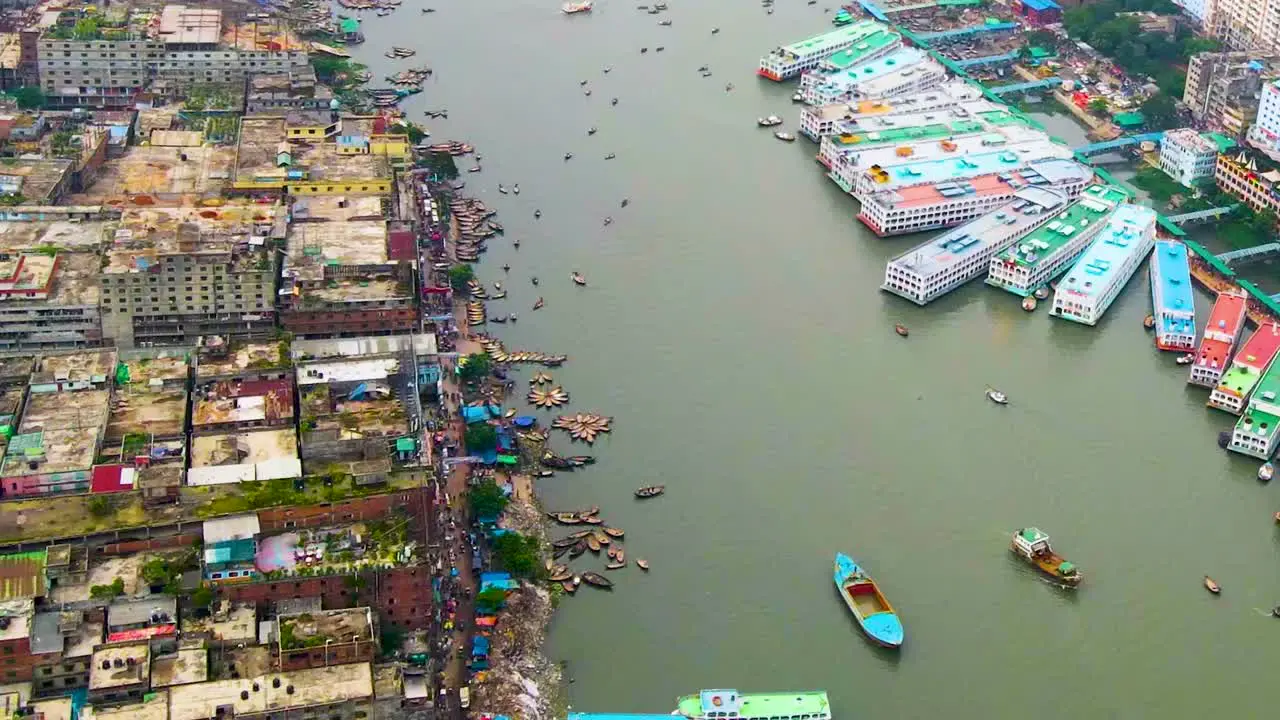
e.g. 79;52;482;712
81;692;169;720
0;252;99;307
770;20;890;58
296;144;392;184
104;206;278;275
888;186;1071;278
72;146;234;203
1151;241;1195;338
992;185;1130;269
832;101;1014;139
0;221;110;253
180;603;257;643
1055;204;1157;301
1234;322;1280;372
861;139;1075;190
278;607;373;648
189;428;299;468
196;341;289;378
0;599;32;642
809;47;930;94
33;349;116;385
815;29;900;70
235;117;288;186
1163;127;1218;154
167;663;373;720
0;552;45;600
297;356;400;386
864;159;1092;211
193;378;295;428
150;647;209;688
157;5;222;46
1;390;109;477
286;221;389;283
89;642;151;690
0;158;73;203
1205;291;1248;338
843;126;1049;170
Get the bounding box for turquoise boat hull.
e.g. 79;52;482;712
834;552;903;648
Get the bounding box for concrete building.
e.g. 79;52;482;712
1160;128;1225;186
87;641;151;706
1184;52;1280;135
1209;0;1280;51
0;159;74;205
165;662;374;720
246;68;334;114
0;251;102;350
1248;78;1280;159
1216;150;1280;214
274;608;376;671
98;206;280;348
29;611;104;697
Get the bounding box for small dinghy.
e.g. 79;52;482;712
498;185;508;195
774;132;797;142
611;98;619;106
582;515;604;525
1176;354;1195;365
635;485;665;498
533;297;545;310
534;470;555;478
468;166;482;173
1033;286;1051;301
514;184;520;194
588;127;597;135
582;572;614;589
552;537;579;548
569;540;587;558
603;527;624;538
1022;296;1037;312
1260;462;1274;482
834;552;904;648
637;559;650;571
561;579;578;594
549;568;573;582
532;277;540;286
758;115;784;127
605;153;617;160
592;529;610;545
549;512;582;524
1204;576;1221;594
986;387;1009;405
572;272;587;286
1144;315;1156;330
606;560;626;570
792;92;804;102
894;323;909;337
586;535;601;552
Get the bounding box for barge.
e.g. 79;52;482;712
987;184;1130;297
758;20;893;81
1209;322;1280;414
882;186;1072;305
1189;290;1248;388
1149;240;1197;351
1229;360;1280;459
1050;204;1158;326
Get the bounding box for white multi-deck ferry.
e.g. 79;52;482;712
987;184;1131;297
800;48;947;107
1149;240;1197;351
759;21;893;81
1189;290;1248;387
801;81;988;142
1229;361;1280;459
882;186;1073;305
1210;322;1280;414
1050;204;1157;326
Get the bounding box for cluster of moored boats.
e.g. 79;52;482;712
552;413;613;443
480;338;567;367
450;196;494;262
465;301;487;327
538;452;595;473
528;386;570;408
384;46;416;59
547;507;649;593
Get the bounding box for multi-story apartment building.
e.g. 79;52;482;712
246;68;335;114
1248;78;1280;159
1208;0;1280;51
1215;150;1280;214
0;251;102;350
1184;52;1280;134
99;206;280;348
1160;128;1227;186
37;35;163;109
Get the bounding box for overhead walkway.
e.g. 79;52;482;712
918;22;1019;42
987;78;1062;96
1072;132;1165;157
1166;205;1238;225
1217;243;1280;266
954;51;1020;68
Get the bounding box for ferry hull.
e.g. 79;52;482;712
756;68;783;81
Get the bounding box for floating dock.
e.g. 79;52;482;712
1149;240;1196;351
1209;321;1280;415
1050;204;1157;326
1189;290;1248;388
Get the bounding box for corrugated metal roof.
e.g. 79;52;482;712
202;514;261;544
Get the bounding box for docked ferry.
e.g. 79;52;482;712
1229;361;1280;459
675;690;832;720
1050;204;1158;326
1149;240;1196;351
1209;322;1280;414
1189;290;1248;388
758;20;891;81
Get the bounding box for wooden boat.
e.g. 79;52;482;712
549;512;582;524
552;537;579;549
635;485;665;498
592;529;610;545
1033;286;1051;301
572;272;587;286
581;572;614;588
833;552;903;648
586;535;601;552
1176;353;1195;365
606;561;626;570
986;388;1009;405
1204;576;1221;594
607;547;619;560
553;545;571;559
579;505;600;517
1010;528;1081;587
615;548;625;563
534;470;555;478
533;298;545;311
603;527;624;538
582;515;604;524
504;409;516;418
1260;462;1274;482
1275;511;1280;524
1021;296;1037;312
568;529;593;539
569;540;587;558
550;569;573;581
894;323;908;337
637;559;650;571
561;580;578;593
1143;314;1156;330
544;559;554;572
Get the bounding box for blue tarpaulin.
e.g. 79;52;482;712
480;572;519;592
513;416;536;427
461;405;502;424
472;636;490;656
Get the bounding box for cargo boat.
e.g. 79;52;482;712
1189;290;1248;388
1010;527;1081;587
833;552;903;648
1209;322;1280;414
987;185;1130;297
1050;204;1158;326
758;20;892;81
1149;240;1197;351
674;690;832;720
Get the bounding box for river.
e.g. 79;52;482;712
347;2;1280;716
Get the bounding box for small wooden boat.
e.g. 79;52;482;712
561;580;578;593
606;561;626;570
545;559;554;572
550;568;573;581
1033;286;1051;301
1176;354;1195;365
1274;511;1280;524
607;547;619;560
569;540;587;557
894;323;908;337
637;559;650;571
605;153;616;160
579;505;600;517
533;298;545;311
833;552;903;648
552;536;579;548
582;515;604;525
1010;528;1081;587
581;572;614;588
774;131;796;142
549;512;582;524
553;545;571;559
571;272;587;286
504;409;517;418
1021;296;1037;312
1204;576;1221;594
568;529;592;539
986;388;1009;405
586;535;601;552
534;470;555;478
635;485;665;498
592;529;610;545
603;527;624;538
614;548;625;563
1261;462;1275;482
1143;314;1156;330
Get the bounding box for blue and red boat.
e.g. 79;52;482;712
833;552;903;648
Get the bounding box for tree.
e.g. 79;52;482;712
87;496;112;518
1087;97;1109;115
469;478;509;518
464;423;497;453
457;352;491;382
89;577;125;601
11;87;43;110
141;558;172;587
190;586;215;610
448;264;475;292
492;531;541;578
1022;30;1059;51
421;151;459;180
1140;92;1178;130
379;625;405;656
475;587;508;613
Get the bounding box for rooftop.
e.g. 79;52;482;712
809;47;931;96
861;139;1075;190
0;221;109;254
1197;292;1248;370
888;186;1071;278
150;646;209;688
103;206;278;275
277;607;373;649
1055;204;1158;300
107;596;177;629
255;519;418;579
814;29;900;70
1163;127;1219;155
992;185;1130;269
831;101;1014;140
1;389;109;477
1151;241;1195;338
0;599;32;642
842;126;1048;171
196;340;289;378
167;662;373;720
0;158;73;204
32;349;116;385
30;612;102;657
1233;322;1280;372
89;642;151;690
157;5;222;46
81;692;169;720
770;20;890;59
71;145;234;203
193;378;295;428
180;602;257;643
188;427;299;476
108;354;190;441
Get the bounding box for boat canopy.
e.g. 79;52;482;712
1058;561;1076;575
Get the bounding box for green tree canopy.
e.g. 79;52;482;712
448;264;475;292
469;477;509;518
1140;92;1178;129
1087;97;1109;115
1062;0;1205;95
457;352;491;382
11;87;44;110
492;531;541;578
421;152;459;180
464;423;497;453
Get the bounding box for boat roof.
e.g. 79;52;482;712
1055;204;1157;301
1018;527;1049;544
570;715;679;720
676;691;831;719
1151;240;1195;336
841;126;1047;168
887;186;1070;278
816;29;900;70
1249;356;1280;414
1236;403;1280;441
1203;290;1248;339
830;113;1031;152
829;100;1013;135
864;139;1076;190
993;185;1129;270
771;20;889;58
1233;322;1280;372
808;47;932;95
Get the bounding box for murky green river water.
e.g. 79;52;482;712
348;3;1280;715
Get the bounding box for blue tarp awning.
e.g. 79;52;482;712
513;416;536;427
461;405;502;424
472;636;490;656
480;572;519;592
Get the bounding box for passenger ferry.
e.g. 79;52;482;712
1229;361;1280;459
1149;240;1196;351
801;80;986;142
987;184;1130;297
1209;322;1280;414
1189;290;1248;388
882;186;1072;305
674;690;832;720
800;48;946;107
758;20;892;81
1050;204;1157;326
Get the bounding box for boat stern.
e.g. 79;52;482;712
863;612;904;648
